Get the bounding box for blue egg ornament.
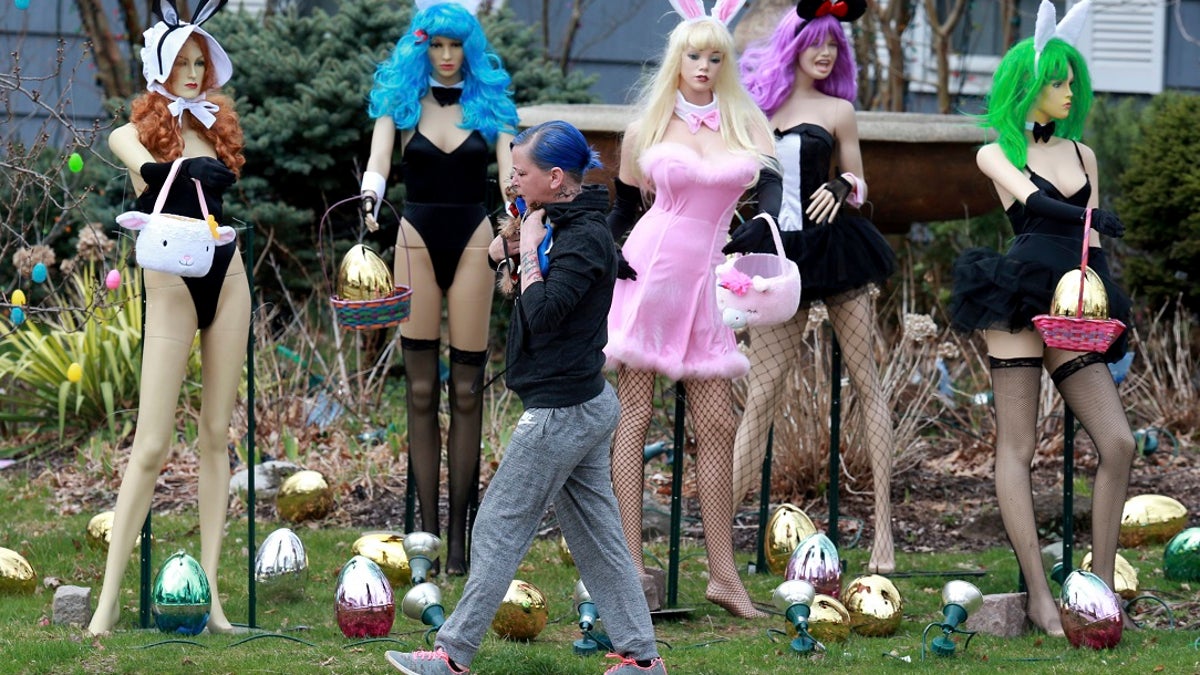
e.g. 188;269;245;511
152;551;211;635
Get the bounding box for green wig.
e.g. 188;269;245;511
982;36;1093;168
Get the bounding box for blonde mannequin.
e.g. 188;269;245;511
89;0;248;636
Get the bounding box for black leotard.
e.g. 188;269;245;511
400;128;490;291
135;172;235;331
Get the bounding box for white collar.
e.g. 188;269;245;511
674;90;718;118
149;82;220;129
429;76;464;90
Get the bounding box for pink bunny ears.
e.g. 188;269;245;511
668;0;748;26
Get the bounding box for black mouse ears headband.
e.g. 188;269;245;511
795;0;867;23
141;0;232;89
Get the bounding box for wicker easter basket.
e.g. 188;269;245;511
1031;209;1125;352
320;196;413;331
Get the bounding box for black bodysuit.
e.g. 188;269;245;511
135;172;234;330
400;128;490;291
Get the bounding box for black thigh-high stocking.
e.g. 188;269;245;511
827;290;896;574
1046;351;1135;613
445;347;487;576
403;337;443;563
686;377;767;619
990;355;1063;635
611;368;656;574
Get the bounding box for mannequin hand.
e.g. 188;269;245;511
806;175;852;225
361;192;379;232
722;215;772;255
1091;209;1125;238
181;157;235;189
616;247;637;280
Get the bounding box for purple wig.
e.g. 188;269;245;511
740;11;857;116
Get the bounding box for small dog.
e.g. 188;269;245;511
496;195;541;297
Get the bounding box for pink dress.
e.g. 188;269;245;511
605;142;756;381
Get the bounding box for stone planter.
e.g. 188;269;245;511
516;104;997;234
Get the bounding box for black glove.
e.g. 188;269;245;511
809;174;852;225
1025;190;1124;238
141;158;235;191
754;166;783;219
722;214;772;255
361;193;377;219
616;247;637;281
607;177;643;243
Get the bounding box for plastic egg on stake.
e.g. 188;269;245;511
254;528;308;599
0;547;37;594
1119;494;1187;547
351;532;409;588
785;532;841;597
842;574;903;637
1163;527;1200;582
1059;569;1122;650
1080;551;1139;600
276;470;333;522
335;555;395;638
152;551;210;635
492;579;549;641
337;244;393;301
766;504;818;576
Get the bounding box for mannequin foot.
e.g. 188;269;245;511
1026;597;1064;637
868;524;895;574
1121;607;1140;631
706;581;767;619
445;556;467;577
86;598;120;636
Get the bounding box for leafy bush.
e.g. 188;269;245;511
1118;91;1200;315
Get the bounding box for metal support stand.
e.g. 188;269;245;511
245;227;259;628
139;513;151;628
828;335;842;547
755;426;774;573
667;381;686;608
1019;404;1076;592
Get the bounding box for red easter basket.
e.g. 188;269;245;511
1031;209;1125;353
319;196;413;332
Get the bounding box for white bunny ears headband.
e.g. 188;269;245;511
668;0;749;26
415;0;484;13
1034;0;1092;64
140;0;232;88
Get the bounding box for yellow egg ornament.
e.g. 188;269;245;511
67;362;83;383
10;289;25;306
276;470;334;522
1080;551;1139;600
492;579;548;641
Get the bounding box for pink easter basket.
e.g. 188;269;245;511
715;213;802;329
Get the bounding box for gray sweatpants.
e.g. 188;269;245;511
436;383;659;667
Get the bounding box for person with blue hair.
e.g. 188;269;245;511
359;0;519;576
387;120;667;675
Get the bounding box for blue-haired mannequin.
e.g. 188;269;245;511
360;0;518;576
949;0;1135;636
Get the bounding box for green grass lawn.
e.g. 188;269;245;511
1;472;1197;675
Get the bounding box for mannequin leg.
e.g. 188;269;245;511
828;291;896;574
88;273;196;635
402;338;442;547
730;310;807;509
685;377;766;619
986;329;1061;635
442;229;493;576
610;367;656;573
1045;350;1136;627
194;255;251;633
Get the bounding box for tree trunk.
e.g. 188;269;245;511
922;0;968;115
558;0;585;75
870;0;914;112
74;0;134;101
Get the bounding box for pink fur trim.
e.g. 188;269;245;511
604;345;749;381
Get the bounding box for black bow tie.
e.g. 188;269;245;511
430;86;462;107
1030;120;1056;143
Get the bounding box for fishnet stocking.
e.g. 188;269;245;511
989;355;1063;635
445;349;487;576
611;367;656;574
1045;350;1135;613
685;377;766;618
730;310;808;508
403;341;443;554
827;291;896;574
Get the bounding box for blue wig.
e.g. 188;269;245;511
367;3;518;142
511;120;602;182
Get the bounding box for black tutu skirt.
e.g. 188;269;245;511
794;213;896;305
949;232;1131;363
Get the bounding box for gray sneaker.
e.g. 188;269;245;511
604;654;667;674
385;649;468;675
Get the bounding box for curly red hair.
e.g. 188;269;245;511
130;35;245;176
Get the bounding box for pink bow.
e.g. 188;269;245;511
718;267;753;296
685;109;720;134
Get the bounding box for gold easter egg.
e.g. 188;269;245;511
491;579;548;641
766;504;818;576
352;532;410;588
1049;266;1109;319
0;547;37;594
843;574;903;637
336;244;394;302
807;593;852;644
276;470;334;522
1080;551;1139;600
86;511;145;553
1119;494;1187;548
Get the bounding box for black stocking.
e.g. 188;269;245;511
403;337;443;568
445;347;487;576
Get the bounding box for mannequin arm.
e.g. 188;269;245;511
109;123;156;196
361;116;397;229
495;131;514;207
